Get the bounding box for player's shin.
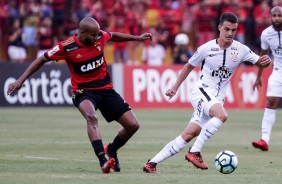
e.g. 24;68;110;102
91;139;107;166
150;135;187;163
190;117;223;153
261;108;276;144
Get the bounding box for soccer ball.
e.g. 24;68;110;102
214;150;238;174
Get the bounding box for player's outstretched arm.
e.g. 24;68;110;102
109;32;153;42
7;56;48;95
165;63;195;99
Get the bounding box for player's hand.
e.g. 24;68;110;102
7;80;23;95
165;88;177;100
259;55;271;68
138;33;153;41
252;78;262;91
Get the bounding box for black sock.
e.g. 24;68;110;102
109;135;128;153
91;140;107;167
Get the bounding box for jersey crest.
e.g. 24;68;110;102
94;42;101;52
231;52;238;62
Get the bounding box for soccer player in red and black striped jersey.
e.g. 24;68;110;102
7;17;153;174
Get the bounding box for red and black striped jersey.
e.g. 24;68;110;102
44;31;113;92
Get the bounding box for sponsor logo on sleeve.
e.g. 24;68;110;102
211;48;219;51
66;46;78;52
47;45;60;57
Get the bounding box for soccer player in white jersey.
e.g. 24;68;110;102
252;6;282;151
143;12;271;174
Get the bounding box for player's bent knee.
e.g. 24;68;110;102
266;98;280;109
218;114;228;123
130;122;140;133
124;120;139;134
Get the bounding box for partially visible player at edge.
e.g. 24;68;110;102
252;6;282;151
143;12;271;174
7;17;153;174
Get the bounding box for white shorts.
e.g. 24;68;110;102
189;85;223;128
8;45;27;61
266;71;282;97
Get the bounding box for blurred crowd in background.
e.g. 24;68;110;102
0;0;281;65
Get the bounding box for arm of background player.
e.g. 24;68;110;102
252;49;270;91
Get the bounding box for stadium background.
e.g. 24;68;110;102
0;0;281;108
1;2;282;183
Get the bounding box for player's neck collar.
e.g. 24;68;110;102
216;38;232;50
74;34;87;47
272;25;282;32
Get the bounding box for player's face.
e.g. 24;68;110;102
271;10;282;29
82;30;100;46
218;21;238;44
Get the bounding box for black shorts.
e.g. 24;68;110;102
72;89;131;122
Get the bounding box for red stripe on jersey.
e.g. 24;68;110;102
45;31;113;92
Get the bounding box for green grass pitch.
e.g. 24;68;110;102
0;108;282;184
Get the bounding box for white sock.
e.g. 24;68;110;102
261;108;276;144
190;117;223;153
150;135;187;163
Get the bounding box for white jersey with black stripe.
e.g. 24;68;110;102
189;39;259;100
261;26;282;72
